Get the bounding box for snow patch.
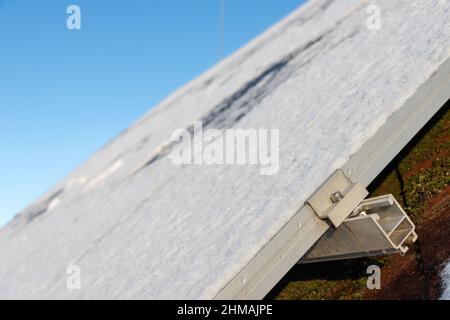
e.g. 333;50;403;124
47;198;60;212
89;160;123;187
67;177;88;188
441;261;450;300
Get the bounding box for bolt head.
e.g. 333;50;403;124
330;191;344;203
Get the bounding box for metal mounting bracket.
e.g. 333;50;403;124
306;170;368;228
302;170;418;264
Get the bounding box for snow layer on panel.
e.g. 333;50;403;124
0;0;450;299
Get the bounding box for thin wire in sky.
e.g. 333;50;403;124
219;0;225;59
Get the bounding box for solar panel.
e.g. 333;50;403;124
1;0;449;299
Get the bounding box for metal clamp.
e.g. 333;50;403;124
306;170;368;228
302;170;418;263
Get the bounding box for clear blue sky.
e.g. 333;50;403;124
0;0;305;227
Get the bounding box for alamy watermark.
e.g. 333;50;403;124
366;5;381;30
168;122;279;175
366;265;381;290
66;265;81;290
66;5;81;30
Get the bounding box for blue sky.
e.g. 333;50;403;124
0;0;304;227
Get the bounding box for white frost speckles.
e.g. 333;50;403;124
441;261;450;300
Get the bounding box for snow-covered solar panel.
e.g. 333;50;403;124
1;0;449;299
